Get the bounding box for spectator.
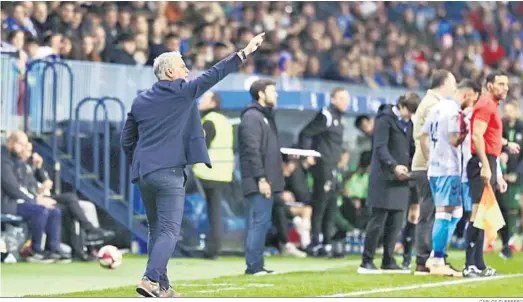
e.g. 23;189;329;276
483;37;505;67
79;34;101;62
47;2;77;39
1;131;70;263
1;1;521;93
31;2;49;38
109;33;136;65
6;2;37;37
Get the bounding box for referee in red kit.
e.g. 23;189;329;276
464;71;520;277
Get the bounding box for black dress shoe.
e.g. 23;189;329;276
381;262;410;274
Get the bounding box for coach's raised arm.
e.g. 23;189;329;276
121;32;265;181
119;32;267;297
169;32;266;100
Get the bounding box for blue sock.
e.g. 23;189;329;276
446;208;463;254
432;213;452;258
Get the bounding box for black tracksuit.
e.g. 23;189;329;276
298;106;345;247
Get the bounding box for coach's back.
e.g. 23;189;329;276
131;80;208;180
123;54;243;182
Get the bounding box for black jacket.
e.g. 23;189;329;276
1;147;36;215
503;119;523;180
298;106;345;165
238;102;284;197
367;104;414;211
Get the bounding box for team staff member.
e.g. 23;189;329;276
464;72;520;277
122;32;266;296
496;101;523;259
358;92;420;274
193;91;234;259
238;79;284;275
298;87;350;257
411;70;457;275
1;131;67;263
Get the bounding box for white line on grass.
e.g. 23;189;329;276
322;273;523;297
179;283;273;288
191;284;275;293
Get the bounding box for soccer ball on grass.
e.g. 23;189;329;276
97;245;122;269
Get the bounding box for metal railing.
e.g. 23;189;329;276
23;59;74;194
73;96;133;227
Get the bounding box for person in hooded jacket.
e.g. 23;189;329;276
358;92;420;274
238;79;285;275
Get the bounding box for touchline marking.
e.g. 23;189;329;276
191;284;275;293
322;273;523;297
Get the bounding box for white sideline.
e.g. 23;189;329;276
190;284;275;294
322;273;523;297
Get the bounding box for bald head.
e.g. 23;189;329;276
7;130;29;159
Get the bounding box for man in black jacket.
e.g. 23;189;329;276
238;79;284;275
497;101;523;258
22;142;114;260
358;93;420;274
298;87;350;256
1;131;65;263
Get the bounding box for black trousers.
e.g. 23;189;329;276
200;179;226;257
272;194;293;244
362;207;404;265
340;197;371;230
53;192;95;258
53;192;95;231
310;160;337;246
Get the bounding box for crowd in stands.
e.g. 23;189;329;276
1;1;522;100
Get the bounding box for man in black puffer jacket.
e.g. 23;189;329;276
238;79;284;275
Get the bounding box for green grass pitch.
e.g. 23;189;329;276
2;252;522;297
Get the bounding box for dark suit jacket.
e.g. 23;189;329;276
367;104;414;211
121;53;243;182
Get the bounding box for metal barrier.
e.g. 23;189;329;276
74;96;133;227
24;59;74;194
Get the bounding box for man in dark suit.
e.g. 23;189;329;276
238;79;285;275
358;92;420;274
121;32;266;297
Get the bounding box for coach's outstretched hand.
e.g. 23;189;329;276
244;32;265;55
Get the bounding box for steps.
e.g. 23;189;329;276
32;138;148;243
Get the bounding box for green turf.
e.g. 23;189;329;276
4;252;521;297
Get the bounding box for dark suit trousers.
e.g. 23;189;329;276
362;207;404;266
310;161;337;246
200;179;225;257
138;167;186;290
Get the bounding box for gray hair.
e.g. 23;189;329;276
152;51;182;80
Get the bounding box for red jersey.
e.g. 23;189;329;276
470;94;503;156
